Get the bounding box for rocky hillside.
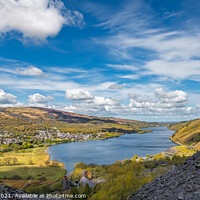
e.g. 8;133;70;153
129;151;200;200
168;119;200;150
0;185;66;200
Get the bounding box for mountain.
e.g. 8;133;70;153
0;107;159;142
0;106;157;126
168;119;200;150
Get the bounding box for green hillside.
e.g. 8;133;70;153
168;119;200;150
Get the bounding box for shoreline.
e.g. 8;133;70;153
47;126;175;175
48;126;195;175
169;136;183;146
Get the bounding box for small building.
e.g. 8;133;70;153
79;176;95;188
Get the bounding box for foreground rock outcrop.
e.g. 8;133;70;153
129;151;200;200
0;185;67;200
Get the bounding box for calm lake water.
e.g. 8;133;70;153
47;126;175;173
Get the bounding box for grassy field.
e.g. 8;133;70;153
0;165;66;180
0;147;50;166
0;147;66;189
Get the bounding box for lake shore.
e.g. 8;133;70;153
39;129;196;176
47;126;175;174
169;136;183;146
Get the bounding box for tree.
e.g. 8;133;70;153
45;160;50;166
3;157;12;165
51;161;59;167
20;149;25;153
82;183;91;199
12;157;18;165
132;154;139;160
28;160;34;165
138;157;144;162
74;162;87;169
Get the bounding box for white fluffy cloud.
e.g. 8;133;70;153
0;89;17;104
0;86;196;120
17;66;44;76
63;88;196;119
66;89;94;100
0;0;83;41
129;95;154;109
93;96;119;106
27;93;54;106
64;100;122;115
64;89;121;114
155;88;187;105
129;88;188;115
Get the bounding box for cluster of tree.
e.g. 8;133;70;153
70;152;190;200
0;140;42;152
0;157;18;165
70;160;154;200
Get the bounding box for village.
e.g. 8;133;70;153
0;127;106;145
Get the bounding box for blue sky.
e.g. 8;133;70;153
0;0;200;121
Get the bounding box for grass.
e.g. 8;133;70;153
0;165;66;180
0;180;28;188
0;147;66;189
0;147;49;166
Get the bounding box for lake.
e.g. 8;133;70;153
47;126;175;173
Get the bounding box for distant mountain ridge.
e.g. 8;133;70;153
0;106;158;126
